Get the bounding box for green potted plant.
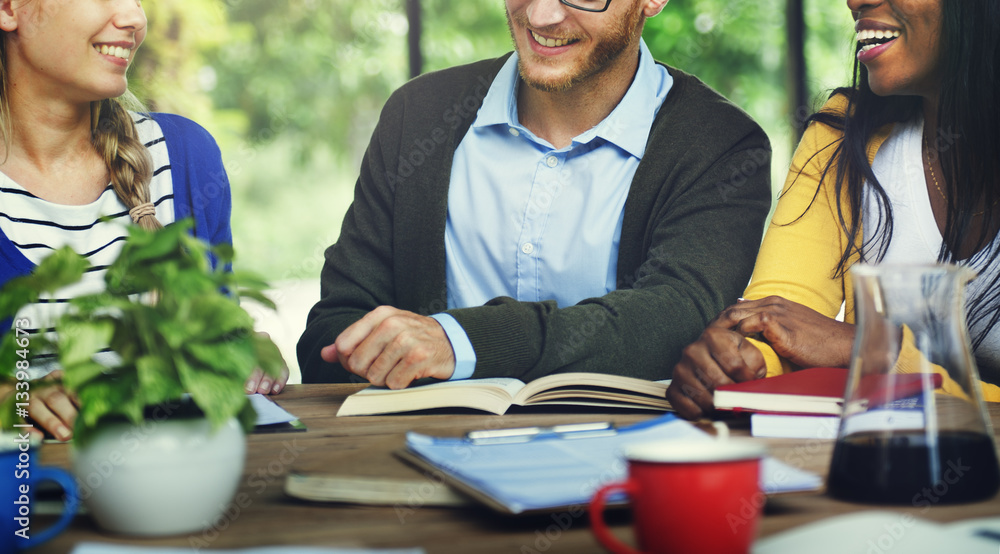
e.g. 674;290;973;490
0;219;284;536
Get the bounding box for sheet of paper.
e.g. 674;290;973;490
72;544;424;554
406;414;822;514
751;414;840;439
752;395;929;439
249;393;299;426
753;511;999;554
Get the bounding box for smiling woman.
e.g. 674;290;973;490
851;0;944;98
668;0;1000;419
0;0;288;441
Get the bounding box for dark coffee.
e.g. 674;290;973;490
827;431;1000;504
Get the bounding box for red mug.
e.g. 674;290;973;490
590;439;767;554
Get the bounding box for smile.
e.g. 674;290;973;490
530;30;575;48
856;29;901;53
94;44;131;61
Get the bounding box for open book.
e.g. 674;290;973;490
336;373;671;416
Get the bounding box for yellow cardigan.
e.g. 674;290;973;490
742;94;1000;402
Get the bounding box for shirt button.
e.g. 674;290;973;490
521;242;534;255
545;156;558;168
509;127;520;137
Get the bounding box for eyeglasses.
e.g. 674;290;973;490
560;0;612;13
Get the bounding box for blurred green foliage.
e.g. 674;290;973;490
134;0;854;280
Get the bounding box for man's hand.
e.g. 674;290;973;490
245;332;291;394
28;370;78;442
320;306;456;388
667;326;766;420
715;296;855;369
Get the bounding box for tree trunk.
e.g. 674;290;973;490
786;0;808;143
407;0;423;78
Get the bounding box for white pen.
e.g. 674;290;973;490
465;422;616;443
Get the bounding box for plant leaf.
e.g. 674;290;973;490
61;360;111;393
252;333;286;379
187;295;254;341
184;338;256;380
135;355;185;407
236;399;257;433
234;288;276;310
176;359;247;429
0;247;88;318
74;372;143;445
57;318;114;369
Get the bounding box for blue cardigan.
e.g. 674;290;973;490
0;113;233;288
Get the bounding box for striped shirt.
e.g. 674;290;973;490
0;114;175;378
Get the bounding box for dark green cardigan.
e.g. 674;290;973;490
298;54;772;383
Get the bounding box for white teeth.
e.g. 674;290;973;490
856;29;900;43
94;44;131;60
531;30;571;48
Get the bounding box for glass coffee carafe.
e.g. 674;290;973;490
827;263;1000;504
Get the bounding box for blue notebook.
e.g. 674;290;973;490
401;414;822;514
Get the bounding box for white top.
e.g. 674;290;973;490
0;114;175;378
864;117;1000;366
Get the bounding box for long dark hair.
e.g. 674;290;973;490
797;0;1000;352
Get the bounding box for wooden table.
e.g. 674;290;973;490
33;385;1000;553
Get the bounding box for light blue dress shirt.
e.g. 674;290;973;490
431;40;672;380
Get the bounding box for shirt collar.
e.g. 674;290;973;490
471;39;672;159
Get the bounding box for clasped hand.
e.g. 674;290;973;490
321;306;456;388
667;296;854;420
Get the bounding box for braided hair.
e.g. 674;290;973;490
91;95;161;231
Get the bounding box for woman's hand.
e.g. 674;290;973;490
245;365;290;395
245;332;290;394
28;370;79;442
716;296;855;369
667;324;767;420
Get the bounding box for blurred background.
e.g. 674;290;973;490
134;0;856;380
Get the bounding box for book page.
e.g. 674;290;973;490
337;378;526;416
284;473;470;507
512;372;669;406
526;391;670;410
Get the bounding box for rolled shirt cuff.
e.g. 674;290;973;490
430;313;476;380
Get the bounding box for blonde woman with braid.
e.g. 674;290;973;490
0;0;288;440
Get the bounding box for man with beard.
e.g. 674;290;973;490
298;0;772;388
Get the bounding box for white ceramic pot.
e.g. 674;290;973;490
71;414;245;536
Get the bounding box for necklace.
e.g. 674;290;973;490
923;130;990;217
923;131;948;202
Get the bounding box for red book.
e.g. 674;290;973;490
713;367;942;416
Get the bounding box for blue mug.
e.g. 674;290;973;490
1;434;79;551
